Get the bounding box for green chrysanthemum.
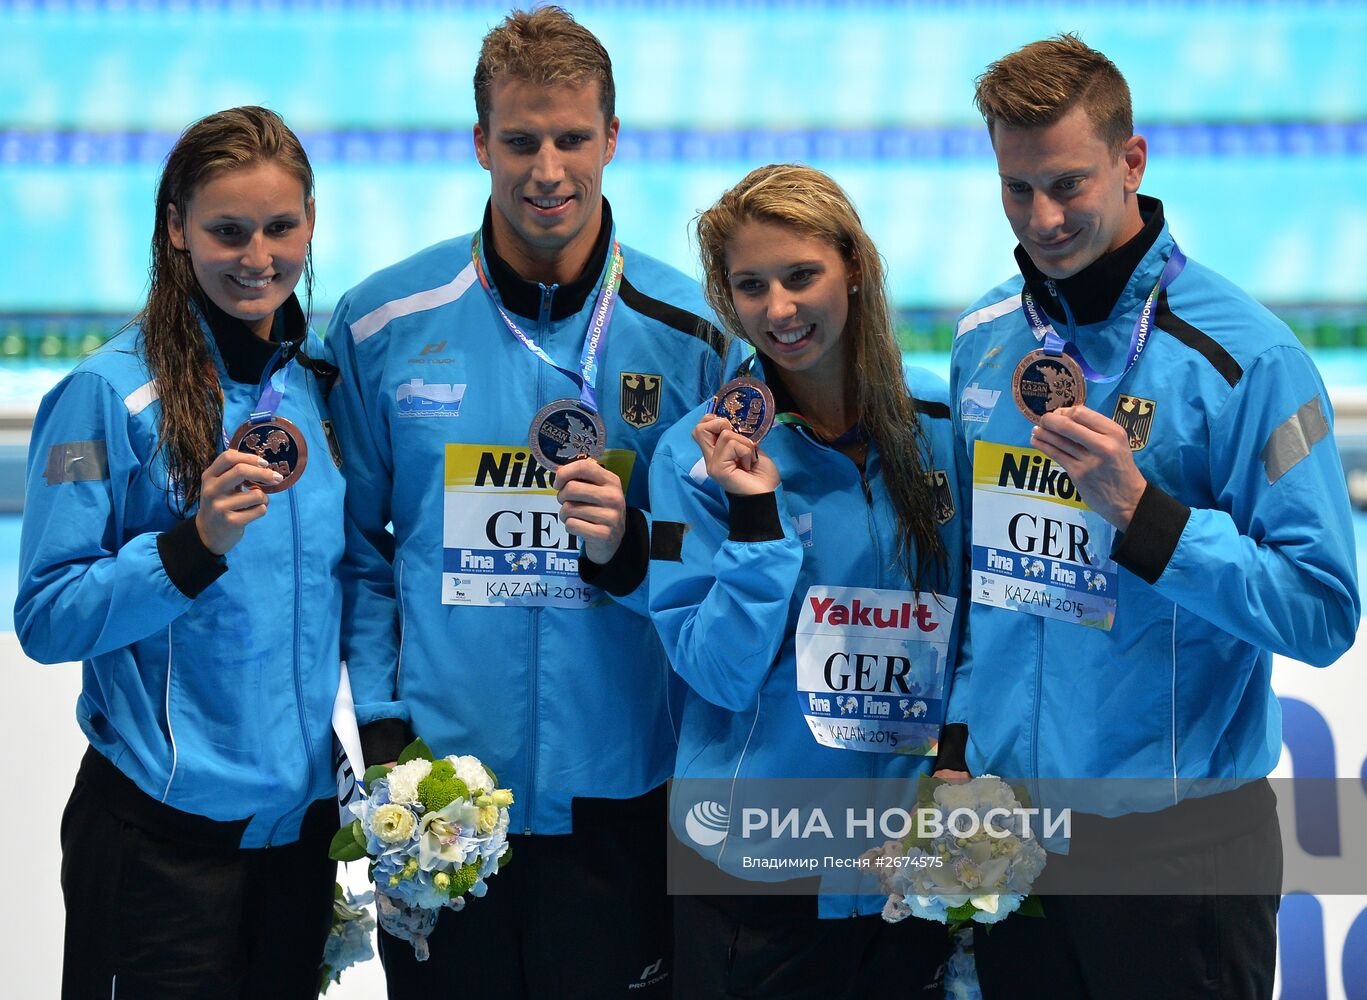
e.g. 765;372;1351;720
447;861;482;899
417;759;469;812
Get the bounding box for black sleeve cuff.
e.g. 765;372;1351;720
727;491;784;542
1110;483;1191;585
359;718;414;767
579;507;649;596
156;518;227;599
933;722;969;774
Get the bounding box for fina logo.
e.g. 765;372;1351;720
684;800;730;847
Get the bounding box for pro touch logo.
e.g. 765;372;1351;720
629;957;669;990
684;800;729;846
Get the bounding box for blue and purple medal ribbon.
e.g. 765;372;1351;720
221;358;297;447
221;358;309;492
471;231;624;416
1021;244;1187;386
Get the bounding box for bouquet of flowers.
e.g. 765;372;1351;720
329;739;514;960
864;774;1046;928
318;884;375;994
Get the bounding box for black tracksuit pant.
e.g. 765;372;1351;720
60;747;336;1000
378;783;673;999
971;780;1283;1000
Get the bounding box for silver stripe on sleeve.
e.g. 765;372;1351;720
43;439;109;484
123;379;159;415
955;293;1022;339
1261;395;1329;485
351;262;478;344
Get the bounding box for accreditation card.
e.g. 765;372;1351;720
441;442;635;608
795;585;955;755
971;440;1117;630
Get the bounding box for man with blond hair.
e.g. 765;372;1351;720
325;7;727;995
941;33;1358;998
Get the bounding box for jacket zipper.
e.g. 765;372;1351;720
524;282;556;833
858;463;878;915
525;612;539;835
1033;285;1057;796
1031;616;1043;797
264;361;312;846
794;429;881;914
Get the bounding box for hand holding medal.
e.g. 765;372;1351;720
693;412;780;496
553;458;627;565
473;231;628;562
1010;246;1186;530
200;359;309;554
1031;405;1147;531
711;376;775;444
217;356;309;493
193;448;280;555
227;414;309;492
693;375;780;494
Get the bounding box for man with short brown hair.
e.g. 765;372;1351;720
325;7;728;996
942;33;1358;999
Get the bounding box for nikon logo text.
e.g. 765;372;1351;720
998;451;1082;502
475;450;552;489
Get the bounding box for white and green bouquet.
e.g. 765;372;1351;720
865;774;1046;928
330;739;513;960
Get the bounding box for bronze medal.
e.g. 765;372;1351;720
228;415;308;493
712;377;776;444
1011;350;1086;425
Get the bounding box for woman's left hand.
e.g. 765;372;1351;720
554;458;627;564
693;414;780;495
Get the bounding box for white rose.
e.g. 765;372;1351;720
371;803;418;844
476;805;500;835
384;759;432;804
451;755;494;795
933;782;979;814
973;775;1021;812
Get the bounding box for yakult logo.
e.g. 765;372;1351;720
807;595;941;633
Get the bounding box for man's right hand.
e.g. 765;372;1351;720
194;449;280;555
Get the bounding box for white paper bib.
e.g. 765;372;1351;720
970;440;1117;629
795;585;955;755
441;442;635;608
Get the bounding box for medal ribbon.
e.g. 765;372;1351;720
220;356;298;449
471;232;624;415
1021;244;1186;385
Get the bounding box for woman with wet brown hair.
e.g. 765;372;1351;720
17;106;346;998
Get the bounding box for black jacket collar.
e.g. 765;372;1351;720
752;355;799;416
199;292;306;385
1016;195;1164;327
481;200;614;322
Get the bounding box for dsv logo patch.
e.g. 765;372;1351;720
684;800;729;846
